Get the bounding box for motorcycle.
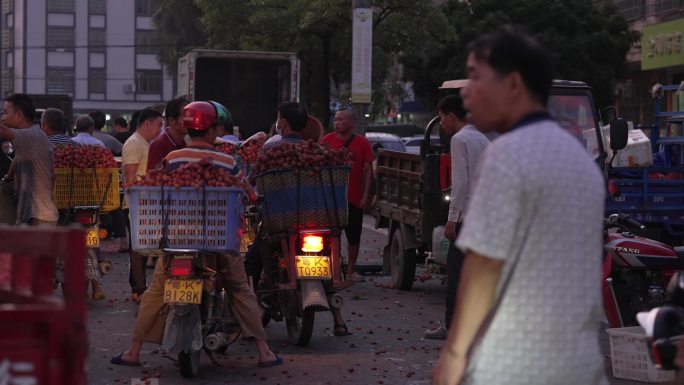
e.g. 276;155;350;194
256;226;347;346
161;248;242;378
602;213;684;327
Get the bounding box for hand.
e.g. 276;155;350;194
444;221;458;241
432;348;467;385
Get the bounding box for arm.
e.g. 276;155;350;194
124;163;139;189
360;161;373;208
0;124;15;141
445;136;468;240
432;251;504;385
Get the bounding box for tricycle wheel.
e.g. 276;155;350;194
178;349;201;378
286;309;315;347
390;229;415;291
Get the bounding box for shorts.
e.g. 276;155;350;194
344;204;363;245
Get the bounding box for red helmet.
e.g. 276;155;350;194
182;101;217;131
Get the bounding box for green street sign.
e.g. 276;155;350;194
642;18;684;70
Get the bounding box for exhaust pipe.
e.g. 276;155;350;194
204;332;227;351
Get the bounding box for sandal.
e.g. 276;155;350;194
334;324;352;336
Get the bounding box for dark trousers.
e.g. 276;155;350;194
124;208;146;294
244;227;263;289
445;225;464;328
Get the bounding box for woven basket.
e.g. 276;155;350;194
255;166;349;234
52;168;120;212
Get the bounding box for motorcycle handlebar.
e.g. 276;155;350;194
606;214;645;230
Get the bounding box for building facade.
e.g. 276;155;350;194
0;0;173;117
614;0;684;126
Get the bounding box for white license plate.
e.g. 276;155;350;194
295;256;331;279
164;279;202;304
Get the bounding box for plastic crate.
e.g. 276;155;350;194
53;168;120;212
255;166;349;234
128;186;245;253
607;326;676;382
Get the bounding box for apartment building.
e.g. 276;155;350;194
0;0;173;117
613;0;684;125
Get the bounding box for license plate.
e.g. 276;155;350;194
295;256;331;279
164;279;203;304
86;228;100;248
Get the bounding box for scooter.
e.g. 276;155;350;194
70;205;112;276
602;213;684;327
161;248;242;378
257;227;347;346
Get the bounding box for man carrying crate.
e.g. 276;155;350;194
112;101;282;368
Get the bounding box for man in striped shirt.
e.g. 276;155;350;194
112;101;282;369
40;108;76;146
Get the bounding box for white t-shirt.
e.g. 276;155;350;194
456;116;607;385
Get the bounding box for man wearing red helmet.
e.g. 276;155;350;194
112;101;282;368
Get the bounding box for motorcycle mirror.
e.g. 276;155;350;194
610;118;629;152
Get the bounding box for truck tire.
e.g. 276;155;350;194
390;229;416;290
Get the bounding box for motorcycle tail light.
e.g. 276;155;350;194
169;259;192;277
75;210;97;226
301;234;324;252
99;229;108;239
650;342;664;368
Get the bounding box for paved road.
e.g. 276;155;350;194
85;215;679;385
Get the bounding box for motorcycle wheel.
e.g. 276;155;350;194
178;349;201;378
286;309;315;347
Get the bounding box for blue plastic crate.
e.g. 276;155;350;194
128;186;245;252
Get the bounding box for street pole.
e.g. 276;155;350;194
352;0;372;135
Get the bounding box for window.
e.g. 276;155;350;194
613;0;644;21
5;51;12;68
47;26;74;51
47;0;75;13
654;0;682;14
89;0;105;14
89;29;105;52
88;68;105;94
5;13;12;28
136;70;161;94
135;0;159;16
47;67;74;94
135;30;158;54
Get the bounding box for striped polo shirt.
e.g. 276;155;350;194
164;144;242;175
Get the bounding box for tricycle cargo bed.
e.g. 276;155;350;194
374;149;450;244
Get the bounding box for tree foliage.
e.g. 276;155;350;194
153;0;207;84
193;0;451;124
403;0;638;109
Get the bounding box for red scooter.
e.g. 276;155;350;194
603;213;684;327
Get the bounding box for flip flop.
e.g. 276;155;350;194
110;353;142;367
257;354;283;368
334;324;353;336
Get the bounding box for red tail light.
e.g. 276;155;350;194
75;210;97;225
169;259;192;277
651;342;664;368
301;234;324;252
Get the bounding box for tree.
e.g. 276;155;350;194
153;0;208;92
403;0;638;109
194;0;451;125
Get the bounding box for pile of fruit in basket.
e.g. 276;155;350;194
235;132;267;164
254;139;351;175
215;142;237;155
54;145;117;168
131;161;246;189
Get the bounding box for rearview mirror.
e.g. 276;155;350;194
609;118;629;151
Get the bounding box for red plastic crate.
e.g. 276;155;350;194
0;227;87;385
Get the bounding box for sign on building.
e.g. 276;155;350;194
351;8;372;104
642;18;684;70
